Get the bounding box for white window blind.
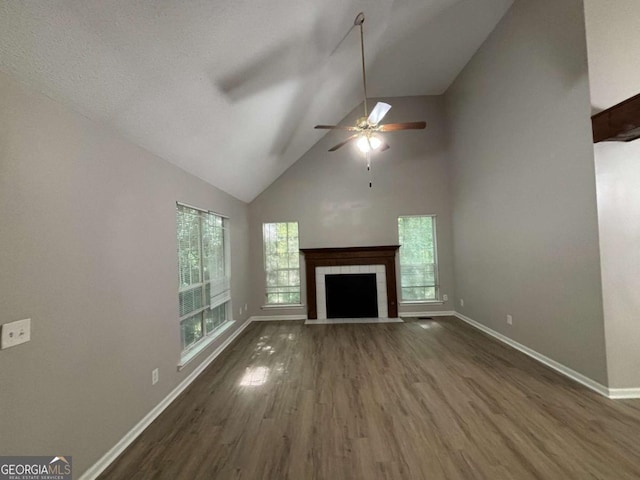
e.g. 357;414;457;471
203;213;230;308
398;215;439;301
177;204;231;354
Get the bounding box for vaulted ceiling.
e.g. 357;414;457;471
0;0;512;202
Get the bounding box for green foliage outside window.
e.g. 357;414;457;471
177;204;229;352
398;216;438;301
263;222;301;304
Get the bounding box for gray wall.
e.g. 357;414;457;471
595;143;640;388
445;0;608;384
0;71;251;475
585;0;640;391
248;96;455;318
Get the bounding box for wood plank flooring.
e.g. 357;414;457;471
99;317;640;479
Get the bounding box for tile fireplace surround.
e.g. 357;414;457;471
300;246;400;320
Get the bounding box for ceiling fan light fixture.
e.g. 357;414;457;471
357;135;382;153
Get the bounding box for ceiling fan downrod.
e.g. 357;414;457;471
355;12;368;118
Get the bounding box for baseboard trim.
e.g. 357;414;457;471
608;388;640;399
249;314;307;322
79;319;253;480
453;312;611;398
400;310;457;318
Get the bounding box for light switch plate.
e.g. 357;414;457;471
1;318;31;349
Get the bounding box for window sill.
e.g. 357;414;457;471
400;300;445;305
261;303;304;310
178;320;235;370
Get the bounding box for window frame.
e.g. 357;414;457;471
397;214;440;303
262;221;302;306
176;202;233;367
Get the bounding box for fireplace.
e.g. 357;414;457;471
300;246;400;320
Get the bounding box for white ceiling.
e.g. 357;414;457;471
0;0;512;202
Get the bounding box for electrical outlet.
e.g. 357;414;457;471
239;306;243;315
443;294;448;302
244;303;248;311
1;318;31;350
459;298;464;307
507;314;513;325
152;368;159;385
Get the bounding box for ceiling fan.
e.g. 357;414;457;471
315;12;426;153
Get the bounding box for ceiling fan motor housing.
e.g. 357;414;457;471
356;117;371;129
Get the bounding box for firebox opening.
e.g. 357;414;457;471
325;273;378;318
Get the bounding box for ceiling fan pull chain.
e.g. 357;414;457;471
366;151;373;188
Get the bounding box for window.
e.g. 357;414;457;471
398;215;438;301
177;204;231;357
263;222;300;304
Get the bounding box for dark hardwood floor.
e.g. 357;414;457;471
99;317;640;479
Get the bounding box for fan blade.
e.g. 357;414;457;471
328;134;359;151
367;102;392;125
315;124;358;131
379;121;426;132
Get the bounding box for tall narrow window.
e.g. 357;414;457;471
398;215;438;301
177;204;231;357
263;222;300;305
